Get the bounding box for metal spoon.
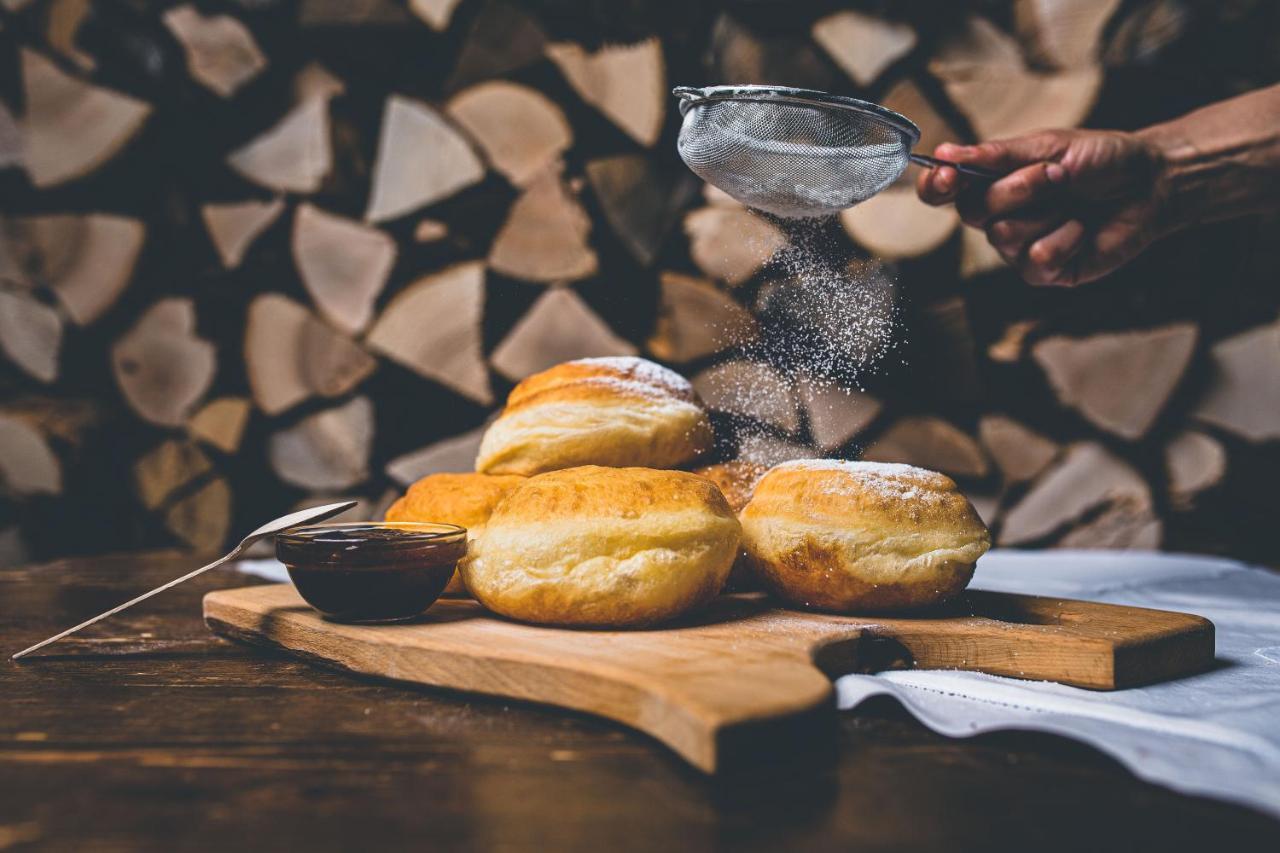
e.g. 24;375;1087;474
11;500;357;661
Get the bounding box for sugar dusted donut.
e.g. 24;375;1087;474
740;460;990;612
475;357;713;476
460;466;741;627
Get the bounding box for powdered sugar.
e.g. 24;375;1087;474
571;356;694;397
774;458;949;501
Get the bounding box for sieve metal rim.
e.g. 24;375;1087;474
672;85;922;148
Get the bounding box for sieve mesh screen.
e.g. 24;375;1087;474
677;97;913;218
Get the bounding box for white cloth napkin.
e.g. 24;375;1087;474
836;550;1280;818
235;551;1280;816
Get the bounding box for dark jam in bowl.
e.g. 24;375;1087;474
276;523;467;623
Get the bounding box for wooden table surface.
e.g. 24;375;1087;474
4;552;1278;852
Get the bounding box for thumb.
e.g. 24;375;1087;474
936;131;1070;173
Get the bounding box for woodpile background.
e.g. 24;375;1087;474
1;0;1278;566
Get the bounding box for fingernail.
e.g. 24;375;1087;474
1046;163;1067;183
937;143;968;159
936;170;954;192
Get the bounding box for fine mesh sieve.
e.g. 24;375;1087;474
675;85;999;219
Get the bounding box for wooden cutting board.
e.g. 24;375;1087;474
205;584;1213;773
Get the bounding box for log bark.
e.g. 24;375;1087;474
244;293;376;416
841;185;958;259
201;199;284;269
1000;441;1157;546
1164;430;1226;510
487;165;597;283
365;95;485;222
863;416;990;479
812;10;916;86
692;361;800;434
545;38;665;147
647;271;757;364
227;97;331;194
19;48;151;188
797;377;881;453
684;207;785;287
1033;323;1197;440
490;286;636;382
163;4;267;98
979;415;1060;484
268;396;374;491
187;397;252;455
1191;321;1280;442
292;203;396;334
446;81;571;187
111;299;216;427
0;289;62;383
365;262;492;405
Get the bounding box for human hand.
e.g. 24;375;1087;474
916;129;1170;286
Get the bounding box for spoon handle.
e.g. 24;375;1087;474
12;547;242;661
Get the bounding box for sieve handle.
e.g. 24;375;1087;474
910;153;1002;181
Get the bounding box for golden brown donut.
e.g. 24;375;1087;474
740;460;990;612
693;460;769;513
693;460;769;591
475;356;713;476
385;472;524;595
460;466;741;627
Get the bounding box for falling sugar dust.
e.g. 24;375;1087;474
697;211;903;464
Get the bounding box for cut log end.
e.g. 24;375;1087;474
862;416;989;479
366;262;492;405
490;287;636;382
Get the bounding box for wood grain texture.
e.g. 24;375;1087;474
205;584;1214;772
4;553;1275;851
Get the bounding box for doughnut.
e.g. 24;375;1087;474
740;459;990;612
693;460;769;591
384;472;524;594
475;356;713;476
460;465;741;627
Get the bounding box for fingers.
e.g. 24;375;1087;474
936;132;1069;173
956;161;1069;227
1016;219;1087;286
986;216;1065;259
916;164;959;206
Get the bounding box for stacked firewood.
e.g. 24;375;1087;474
1;0;1277;565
